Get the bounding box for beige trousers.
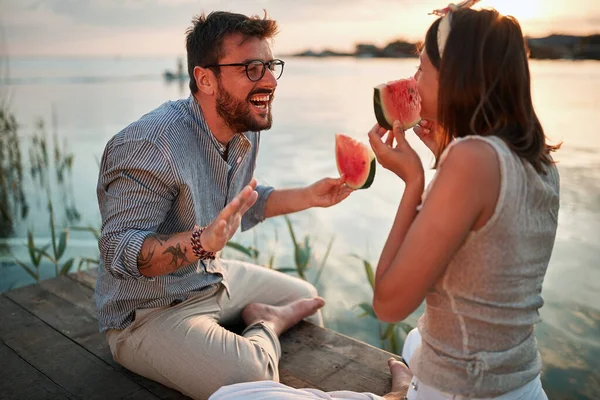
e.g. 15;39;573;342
106;259;322;400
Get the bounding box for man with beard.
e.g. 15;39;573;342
94;11;352;400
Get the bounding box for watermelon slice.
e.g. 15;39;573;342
373;77;421;131
335;133;376;190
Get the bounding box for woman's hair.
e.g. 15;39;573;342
424;8;560;172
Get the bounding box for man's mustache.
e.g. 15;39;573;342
247;89;274;98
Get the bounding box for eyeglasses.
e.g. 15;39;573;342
202;59;285;82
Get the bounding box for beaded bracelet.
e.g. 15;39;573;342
190;225;216;260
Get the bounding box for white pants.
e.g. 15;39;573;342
210;382;385;400
210;328;547;400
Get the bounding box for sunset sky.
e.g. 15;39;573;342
3;0;600;57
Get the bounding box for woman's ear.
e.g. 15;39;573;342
194;66;215;96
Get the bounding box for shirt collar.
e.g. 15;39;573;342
187;95;227;155
187;94;252;158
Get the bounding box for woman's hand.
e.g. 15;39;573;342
368;121;424;185
413;119;438;155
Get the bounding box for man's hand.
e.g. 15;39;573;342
308;175;354;208
200;179;259;253
263;176;353;219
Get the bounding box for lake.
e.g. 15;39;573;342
1;56;599;399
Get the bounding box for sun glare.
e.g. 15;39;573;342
478;0;542;21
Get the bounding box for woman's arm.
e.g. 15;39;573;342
372;138;500;322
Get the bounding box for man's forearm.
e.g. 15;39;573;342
137;231;198;277
263;187;314;219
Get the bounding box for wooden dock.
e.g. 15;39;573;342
1;268;401;399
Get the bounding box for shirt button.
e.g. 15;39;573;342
237;157;242;164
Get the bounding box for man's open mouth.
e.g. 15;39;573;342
249;94;271;110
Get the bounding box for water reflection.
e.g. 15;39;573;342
1;57;599;399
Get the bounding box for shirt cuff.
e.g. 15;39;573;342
114;229;156;280
241;184;274;231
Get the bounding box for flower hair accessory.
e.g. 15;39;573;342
429;0;481;57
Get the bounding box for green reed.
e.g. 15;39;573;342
0;106;28;236
14;200;75;281
225;215;334;286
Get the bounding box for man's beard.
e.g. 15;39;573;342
215;79;273;133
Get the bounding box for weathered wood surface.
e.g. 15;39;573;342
1;268;400;399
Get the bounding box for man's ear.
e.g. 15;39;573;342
194;66;215;95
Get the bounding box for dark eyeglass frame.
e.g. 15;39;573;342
202;59;285;82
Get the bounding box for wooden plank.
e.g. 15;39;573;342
279;369;318;390
68;268;98;290
0;294;159;400
8;280;190;400
279;321;398;394
65;268;395;393
0;341;73;400
41;275;97;318
6;284;99;340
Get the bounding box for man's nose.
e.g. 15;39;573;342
260;68;278;88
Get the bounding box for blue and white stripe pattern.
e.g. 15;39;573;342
95;95;274;332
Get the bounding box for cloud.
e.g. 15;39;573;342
2;0;599;56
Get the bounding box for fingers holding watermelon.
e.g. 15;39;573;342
369;121;424;184
308;176;354;208
385;129;395;147
413;119;439;155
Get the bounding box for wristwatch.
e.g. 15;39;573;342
190;225;216;260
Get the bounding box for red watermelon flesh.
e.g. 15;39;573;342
374;77;421;131
335;133;376;190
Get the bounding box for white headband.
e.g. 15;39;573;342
429;0;481;57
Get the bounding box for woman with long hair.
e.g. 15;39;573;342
367;2;559;399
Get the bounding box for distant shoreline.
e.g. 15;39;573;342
290;34;600;61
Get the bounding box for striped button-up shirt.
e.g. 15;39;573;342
95;95;273;332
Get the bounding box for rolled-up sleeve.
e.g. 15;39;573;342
97;139;177;280
241;184;274;232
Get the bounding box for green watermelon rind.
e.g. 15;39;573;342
373;82;421;131
359;158;376;190
344;149;376;190
373;87;394;130
335;135;377;190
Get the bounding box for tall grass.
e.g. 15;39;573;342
14;201;74;281
1;101;83;280
225;215;335;286
0;106;27;237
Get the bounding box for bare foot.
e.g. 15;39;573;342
383;358;413;399
241;297;326;336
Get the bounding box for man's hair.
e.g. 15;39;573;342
185;11;278;93
425;8;559;172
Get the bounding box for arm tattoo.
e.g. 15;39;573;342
138;233;168;269
163;243;190;269
137;233;189;272
137;243;156;270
